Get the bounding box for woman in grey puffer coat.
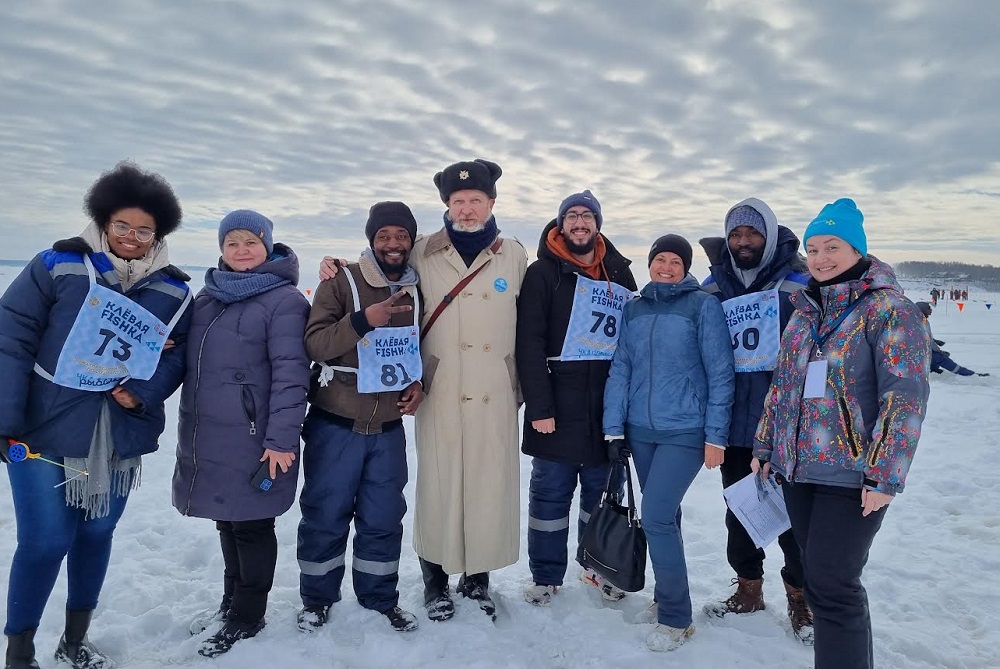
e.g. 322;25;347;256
173;210;310;658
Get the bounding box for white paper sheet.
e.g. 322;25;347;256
723;472;792;549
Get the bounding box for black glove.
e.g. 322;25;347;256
1;437;14;464
606;438;628;462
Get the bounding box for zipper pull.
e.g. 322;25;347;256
249;421;257;435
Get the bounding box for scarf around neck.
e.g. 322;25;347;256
79;221;171;292
204;256;291;304
545;227;608;280
444;212;500;257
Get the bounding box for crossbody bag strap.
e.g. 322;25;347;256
420;237;503;342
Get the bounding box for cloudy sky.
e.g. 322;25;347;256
2;0;998;276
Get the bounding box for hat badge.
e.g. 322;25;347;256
459;170;470;180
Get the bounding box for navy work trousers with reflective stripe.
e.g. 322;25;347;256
527;457;616;586
297;408;407;613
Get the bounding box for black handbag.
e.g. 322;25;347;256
576;454;647;592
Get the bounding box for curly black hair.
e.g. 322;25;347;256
84;161;183;239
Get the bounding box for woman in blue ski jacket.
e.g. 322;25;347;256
0;162;191;669
603;234;735;653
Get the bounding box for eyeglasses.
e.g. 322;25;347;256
110;221;155;243
563;212;595;224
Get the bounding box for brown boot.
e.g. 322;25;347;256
784;581;814;646
703;577;765;617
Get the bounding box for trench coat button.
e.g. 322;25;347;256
483;344;492;352
482;394;490;403
234;372;245;381
483;292;491;300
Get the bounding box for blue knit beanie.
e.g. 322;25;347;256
558;189;603;230
802;198;867;256
218;209;274;254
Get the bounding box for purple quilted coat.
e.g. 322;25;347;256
173;246;310;521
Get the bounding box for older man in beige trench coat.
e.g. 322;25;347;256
412;159;527;622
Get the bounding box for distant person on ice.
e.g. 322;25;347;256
173;210;311;657
916;301;989;377
0;161;192;669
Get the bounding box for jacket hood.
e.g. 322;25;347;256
638;274;702;301
791;255;901;314
535;218;632;271
700;225;806;288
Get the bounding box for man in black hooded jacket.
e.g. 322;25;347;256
699;198;814;644
515;190;637;607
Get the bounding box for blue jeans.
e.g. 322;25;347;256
627;439;703;628
526;457;616;586
4;460;129;635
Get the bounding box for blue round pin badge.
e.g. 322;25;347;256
494;278;508;292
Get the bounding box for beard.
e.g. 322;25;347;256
731;246;765;270
375;253;409;277
564;235;596;255
452;219;486;233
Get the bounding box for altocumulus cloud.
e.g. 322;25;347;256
1;0;999;272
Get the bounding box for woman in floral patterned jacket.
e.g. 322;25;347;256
752;198;930;669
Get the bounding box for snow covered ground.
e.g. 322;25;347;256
1;266;998;669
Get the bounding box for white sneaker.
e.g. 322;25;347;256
632;600;658;624
645;623;694;652
580;568;627;601
524;584;558;606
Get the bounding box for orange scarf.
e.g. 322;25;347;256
545;227;608;280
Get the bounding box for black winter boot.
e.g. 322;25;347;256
4;629;41;669
197;618;265;658
53;609;115;669
457;572;496;620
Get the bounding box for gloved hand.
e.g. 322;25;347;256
2;437;19;464
605;437;628;462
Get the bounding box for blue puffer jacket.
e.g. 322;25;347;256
700;225;810;447
0;238;192;459
173;246;310;522
603;275;735;445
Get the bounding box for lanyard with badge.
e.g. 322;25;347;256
556;275;633;361
319;269;422;393
34;254;191;391
721;288;782;372
802;297;865;398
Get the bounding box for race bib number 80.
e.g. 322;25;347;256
722;289;781;373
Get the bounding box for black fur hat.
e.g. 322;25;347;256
433;158;502;203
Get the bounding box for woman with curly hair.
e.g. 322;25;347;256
0;161;192;669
